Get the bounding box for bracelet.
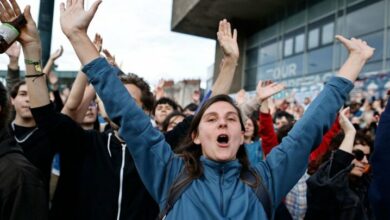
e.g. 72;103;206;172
25;59;42;72
24;59;40;65
25;73;45;82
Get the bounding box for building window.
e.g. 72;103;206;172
322;22;334;45
246;48;258;68
295;34;305;53
362;61;382;73
308;28;319;49
284;38;293;57
259;40;280;65
245;67;258;91
346;1;384;37
361;30;383;62
307;45;333;74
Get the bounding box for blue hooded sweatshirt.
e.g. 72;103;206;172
83;57;353;220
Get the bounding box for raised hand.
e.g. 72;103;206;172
93;33;103;52
5;42;21;59
6;41;21;69
235;89;247;106
47;71;59;90
336;35;374;61
336;35;375;82
0;0;40;48
154;79;165;100
60;0;102;38
102;48;117;66
338;107;357;153
217;19;239;61
339;107;356;135
256;80;285;103
192;90;200;104
50;45;64;61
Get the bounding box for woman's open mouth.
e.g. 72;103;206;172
217;134;229;147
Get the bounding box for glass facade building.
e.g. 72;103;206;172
244;0;390;100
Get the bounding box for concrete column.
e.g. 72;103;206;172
38;0;55;66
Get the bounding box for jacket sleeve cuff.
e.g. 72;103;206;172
82;57;105;72
82;57;121;80
328;149;355;177
327;76;354;95
7;67;19;77
334;149;355;166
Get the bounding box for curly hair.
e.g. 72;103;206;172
152;97;180;116
119;73;155;113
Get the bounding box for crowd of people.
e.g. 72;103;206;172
0;0;389;219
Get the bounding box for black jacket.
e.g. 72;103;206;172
305;150;374;220
9;122;56;189
31;104;159;220
0;130;48;220
164;115;193;150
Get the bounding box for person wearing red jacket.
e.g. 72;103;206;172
258;94;341;220
258;97;341;161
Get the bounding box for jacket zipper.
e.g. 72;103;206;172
116;144;126;220
220;167;225;215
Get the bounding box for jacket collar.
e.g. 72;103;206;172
200;156;241;182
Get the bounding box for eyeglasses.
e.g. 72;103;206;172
352;149;370;161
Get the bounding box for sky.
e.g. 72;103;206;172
0;0;216;87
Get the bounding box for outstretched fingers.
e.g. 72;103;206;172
218;20;223;34
9;0;21;16
59;2;65;14
52;45;64;59
102;48;112;58
1;0;14;17
340;107;350;118
0;2;11;22
336;34;375;60
93;33;103;51
274;83;285;92
23;5;34;23
335;35;350;47
226;20;232;38
217;19;236;39
77;0;84;7
88;0;102;18
217;19;226;43
338;107;356;133
232;29;237;41
220;19;226;36
0;5;7;22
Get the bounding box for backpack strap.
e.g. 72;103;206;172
158;168;191;220
241;168;273;220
